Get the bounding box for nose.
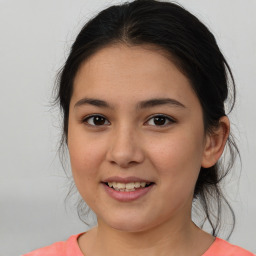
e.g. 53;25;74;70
106;125;145;169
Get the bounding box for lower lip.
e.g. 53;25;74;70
102;183;154;202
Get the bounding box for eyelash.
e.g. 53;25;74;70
82;114;176;128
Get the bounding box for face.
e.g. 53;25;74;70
68;44;210;232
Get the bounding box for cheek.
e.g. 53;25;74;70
147;128;205;190
68;125;107;186
145;133;204;216
68;131;108;208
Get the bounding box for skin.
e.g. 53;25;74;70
68;43;230;256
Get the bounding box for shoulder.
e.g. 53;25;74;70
21;233;85;256
204;237;255;256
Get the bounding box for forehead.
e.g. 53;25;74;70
72;44;198;109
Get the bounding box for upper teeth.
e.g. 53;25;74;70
108;182;149;190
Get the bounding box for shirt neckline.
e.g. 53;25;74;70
72;233;221;256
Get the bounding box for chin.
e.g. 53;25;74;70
102;214;157;233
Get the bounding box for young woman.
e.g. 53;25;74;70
23;0;254;255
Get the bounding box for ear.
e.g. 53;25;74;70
201;116;230;168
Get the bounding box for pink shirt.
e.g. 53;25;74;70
22;233;255;256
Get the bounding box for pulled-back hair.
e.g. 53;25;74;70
55;0;239;239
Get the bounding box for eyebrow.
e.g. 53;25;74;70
74;97;186;110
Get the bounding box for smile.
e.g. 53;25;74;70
106;181;152;192
102;178;155;202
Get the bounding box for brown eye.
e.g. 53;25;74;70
83;115;110;126
147;115;175;127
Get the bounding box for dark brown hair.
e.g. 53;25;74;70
54;0;239;239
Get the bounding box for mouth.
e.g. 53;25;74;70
101;177;155;201
104;181;154;192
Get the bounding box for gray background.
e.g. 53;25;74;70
0;0;255;255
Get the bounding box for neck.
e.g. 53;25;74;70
98;220;192;255
79;214;214;256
